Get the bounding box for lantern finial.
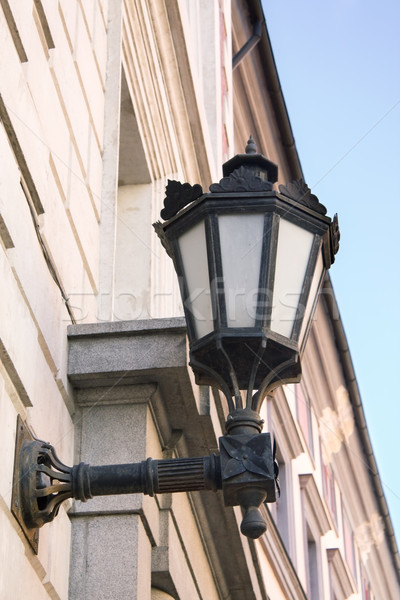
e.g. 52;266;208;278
245;134;257;154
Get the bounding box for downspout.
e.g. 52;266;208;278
235;0;303;180
232;19;262;70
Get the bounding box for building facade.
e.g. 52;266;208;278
0;1;399;599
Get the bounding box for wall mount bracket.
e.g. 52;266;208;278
12;416;41;553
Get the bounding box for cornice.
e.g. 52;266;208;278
121;0;177;181
299;474;331;536
272;388;304;460
327;547;356;598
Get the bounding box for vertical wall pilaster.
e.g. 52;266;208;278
98;0;123;322
68;383;161;600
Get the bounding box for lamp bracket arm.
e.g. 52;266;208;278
13;438;222;532
12;418;278;550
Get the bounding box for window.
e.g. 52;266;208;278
361;565;374;600
343;510;356;581
264;398;295;561
322;456;337;525
306;525;321;600
295;384;314;457
272;457;290;551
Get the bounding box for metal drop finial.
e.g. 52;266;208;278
245;135;257;154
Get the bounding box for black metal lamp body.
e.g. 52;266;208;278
12;140;339;552
155;140;338;418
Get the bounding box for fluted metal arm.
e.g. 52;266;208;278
15;439;221;530
73;454;221;500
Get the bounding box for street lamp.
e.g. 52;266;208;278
12;138;339;552
155;136;339;427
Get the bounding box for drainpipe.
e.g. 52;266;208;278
233;20;262;70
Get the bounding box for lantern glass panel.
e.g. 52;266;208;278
219;213;265;328
298;249;324;346
271;218;314;338
178;220;213;339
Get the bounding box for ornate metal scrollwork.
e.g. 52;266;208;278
18;439;74;530
153;220;174;259
279;178;327;215
330;213;340;257
219;433;276;538
160;180;203;220
210;165;273;193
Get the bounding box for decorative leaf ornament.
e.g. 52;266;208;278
209;166;273;193
219;436;274;480
153;221;173;259
279;178;327;215
330;213;340;259
160;180;203;220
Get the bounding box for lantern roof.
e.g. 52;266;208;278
220;135;278;183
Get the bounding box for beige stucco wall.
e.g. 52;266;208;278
0;1;233;598
1;1;398;599
0;0;107;597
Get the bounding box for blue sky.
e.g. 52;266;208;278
262;0;400;544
